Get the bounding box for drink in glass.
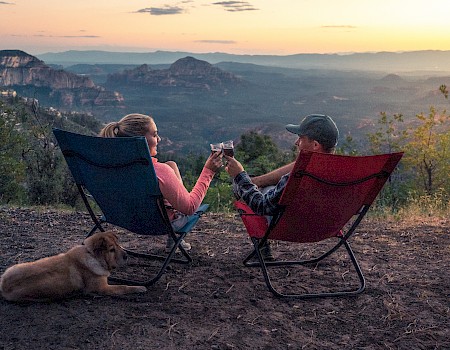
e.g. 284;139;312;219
210;142;223;155
222;140;234;157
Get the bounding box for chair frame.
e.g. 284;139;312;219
54;128;208;287
78;182;203;287
236;150;403;299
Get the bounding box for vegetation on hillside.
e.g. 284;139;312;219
0;87;448;218
0;95;101;206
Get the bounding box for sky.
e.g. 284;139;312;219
1;0;450;56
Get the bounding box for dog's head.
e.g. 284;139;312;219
84;231;127;271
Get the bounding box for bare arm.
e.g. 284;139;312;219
251;161;295;188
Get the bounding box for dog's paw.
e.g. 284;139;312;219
135;286;147;293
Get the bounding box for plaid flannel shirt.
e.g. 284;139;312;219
232;171;290;216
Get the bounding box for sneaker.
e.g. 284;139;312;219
166;236;192;253
260;242;274;261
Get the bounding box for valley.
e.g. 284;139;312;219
2;49;450;153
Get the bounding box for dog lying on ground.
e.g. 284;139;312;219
0;231;147;302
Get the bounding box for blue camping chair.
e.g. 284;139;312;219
53;128;209;286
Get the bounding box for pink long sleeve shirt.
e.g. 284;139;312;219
152;160;215;220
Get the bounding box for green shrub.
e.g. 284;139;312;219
0;102;27;204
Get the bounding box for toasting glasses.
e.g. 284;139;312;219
209;140;234;157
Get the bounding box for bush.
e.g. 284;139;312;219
0;102;27;204
203;172;235;212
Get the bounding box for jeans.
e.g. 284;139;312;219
170;212;189;231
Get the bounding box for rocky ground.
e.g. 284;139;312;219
0;206;449;350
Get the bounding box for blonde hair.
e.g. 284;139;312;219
99;113;154;138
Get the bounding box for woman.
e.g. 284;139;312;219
99;113;223;251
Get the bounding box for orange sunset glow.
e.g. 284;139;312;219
1;0;450;55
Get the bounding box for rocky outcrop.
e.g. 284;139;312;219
106;56;241;91
0;50;123;108
0;50;94;89
1;50;42;68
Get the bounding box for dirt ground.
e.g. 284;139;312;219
0;206;449;350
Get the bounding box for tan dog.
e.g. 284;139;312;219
0;231;147;302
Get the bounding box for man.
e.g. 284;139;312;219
224;114;339;259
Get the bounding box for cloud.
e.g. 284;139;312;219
135;1;257;15
195;40;236;44
212;1;258;12
32;34;100;38
136;6;184;15
0;1;14;4
61;35;100;38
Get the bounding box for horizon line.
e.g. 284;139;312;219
26;48;450;57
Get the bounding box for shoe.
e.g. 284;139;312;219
260;242;274;261
166;236;192;253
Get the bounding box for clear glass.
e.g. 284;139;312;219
222;140;234;157
210;142;223;155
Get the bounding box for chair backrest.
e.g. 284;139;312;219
53;128;172;236
268;150;403;243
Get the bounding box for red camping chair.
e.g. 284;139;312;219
235;150;403;299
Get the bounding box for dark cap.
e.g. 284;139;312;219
286;114;339;149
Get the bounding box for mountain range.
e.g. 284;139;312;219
2;49;450;153
37;49;450;73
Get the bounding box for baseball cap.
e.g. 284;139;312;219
285;114;339;149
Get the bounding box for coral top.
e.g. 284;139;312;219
152;159;215;220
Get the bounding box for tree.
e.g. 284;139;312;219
366;112;410;210
404;106;450;195
367;112;408;154
235;131;293;175
21;101;75;205
0;101;27;203
336;133;360;156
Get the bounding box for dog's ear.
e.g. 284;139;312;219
91;236;108;256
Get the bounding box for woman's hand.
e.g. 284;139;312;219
224;155;245;178
205;151;224;172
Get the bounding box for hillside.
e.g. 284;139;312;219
0;92;102;137
96;59;450;153
0;50;124;113
0;49;95;88
3;50;450;154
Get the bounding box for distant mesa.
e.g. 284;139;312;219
0;49;94;89
0;50;123;109
105;56;242;91
380;74;404;83
0;49;46;69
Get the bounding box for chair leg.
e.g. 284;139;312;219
246;238;366;299
92;208;206;287
108;231;193;287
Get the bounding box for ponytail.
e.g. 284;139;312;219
99;114;153;138
99;122;119;137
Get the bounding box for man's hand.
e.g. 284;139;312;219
224;155;245;178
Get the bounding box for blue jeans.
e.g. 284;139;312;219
170;212;189;231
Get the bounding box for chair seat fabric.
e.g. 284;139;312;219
235;150;404;298
53;128;210;286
